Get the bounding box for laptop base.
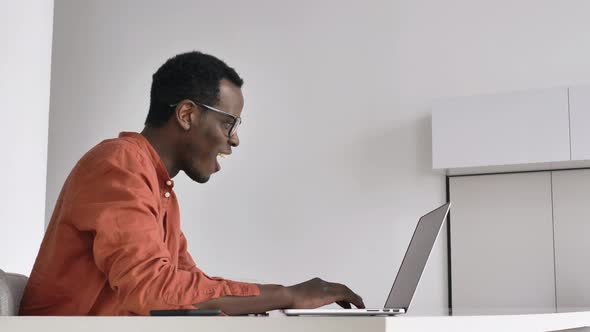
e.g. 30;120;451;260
282;308;405;316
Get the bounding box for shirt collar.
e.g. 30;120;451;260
118;132;174;188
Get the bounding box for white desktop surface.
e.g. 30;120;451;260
1;311;590;332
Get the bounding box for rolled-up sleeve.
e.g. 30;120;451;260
178;232;200;273
73;147;259;315
177;232;259;304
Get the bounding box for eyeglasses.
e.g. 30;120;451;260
170;100;241;137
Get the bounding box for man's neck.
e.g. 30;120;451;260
140;127;180;178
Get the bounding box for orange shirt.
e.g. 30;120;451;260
20;132;259;316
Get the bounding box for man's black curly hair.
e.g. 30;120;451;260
145;51;244;127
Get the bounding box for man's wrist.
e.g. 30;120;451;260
261;284;294;309
281;285;295;309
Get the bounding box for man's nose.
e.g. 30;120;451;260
229;133;240;147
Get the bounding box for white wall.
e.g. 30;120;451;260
0;1;54;275
46;0;590;314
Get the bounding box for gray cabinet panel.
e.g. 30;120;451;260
551;169;590;312
569;86;590;160
450;172;556;315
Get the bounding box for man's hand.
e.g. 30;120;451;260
195;278;364;315
285;277;365;309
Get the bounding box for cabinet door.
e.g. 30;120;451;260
433;87;570;169
569;86;590;161
551;169;590;312
450;172;556;315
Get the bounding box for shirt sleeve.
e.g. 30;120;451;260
177;232;253;287
72;146;259;315
177;232;200;273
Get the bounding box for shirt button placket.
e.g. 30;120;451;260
163;179;173;200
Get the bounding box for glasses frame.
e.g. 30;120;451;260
170;100;241;137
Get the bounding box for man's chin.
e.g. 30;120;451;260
185;170;211;184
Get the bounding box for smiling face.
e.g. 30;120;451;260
176;79;243;183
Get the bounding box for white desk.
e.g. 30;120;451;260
1;312;590;332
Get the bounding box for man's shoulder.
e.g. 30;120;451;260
80;136;150;171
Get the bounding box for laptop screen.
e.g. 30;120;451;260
384;203;450;310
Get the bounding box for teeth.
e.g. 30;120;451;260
217;153;228;159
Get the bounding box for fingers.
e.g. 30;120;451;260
345;286;365;309
345;291;365;309
353;294;366;309
336;301;352;309
331;282;365;309
303;278;365;309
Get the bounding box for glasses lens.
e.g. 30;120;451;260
230;118;241;137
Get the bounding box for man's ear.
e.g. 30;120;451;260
175;100;196;131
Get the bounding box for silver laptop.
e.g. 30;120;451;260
282;202;451;316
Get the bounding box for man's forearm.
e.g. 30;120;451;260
194;284;292;315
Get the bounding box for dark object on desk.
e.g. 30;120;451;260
237;312;269;317
150;309;223;316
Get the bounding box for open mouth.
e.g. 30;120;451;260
215;153;229;172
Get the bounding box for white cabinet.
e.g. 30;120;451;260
432;87;571;170
569;86;590;161
551;169;590;312
449;172;556;315
442;87;590;314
